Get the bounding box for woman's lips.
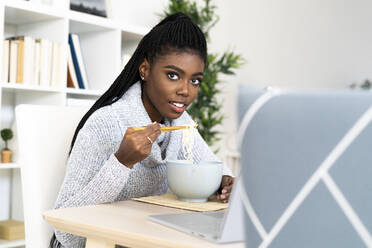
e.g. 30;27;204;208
169;102;186;113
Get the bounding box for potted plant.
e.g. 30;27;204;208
1;128;14;163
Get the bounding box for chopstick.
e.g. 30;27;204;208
132;125;197;133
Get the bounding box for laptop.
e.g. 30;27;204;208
148;177;245;243
237;85;372;247
150;86;372;247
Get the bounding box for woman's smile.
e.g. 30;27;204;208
169;101;187;113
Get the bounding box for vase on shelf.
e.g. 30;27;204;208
1;149;13;163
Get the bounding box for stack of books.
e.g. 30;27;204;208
67;33;89;90
0;220;24;241
1;36;64;88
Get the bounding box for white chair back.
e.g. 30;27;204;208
16;104;87;248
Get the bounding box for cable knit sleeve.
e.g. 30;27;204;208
54;106;131;247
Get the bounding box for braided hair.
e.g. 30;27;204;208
50;12;207;248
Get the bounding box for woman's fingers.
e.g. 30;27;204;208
220;176;231;189
221;184;233;194
124;127;136;139
217;176;236;203
217;192;230;202
126;122;161;144
143;122;161;146
117;122;162;168
219;176;234;192
222;175;234;186
218;185;232;196
147;122;161;136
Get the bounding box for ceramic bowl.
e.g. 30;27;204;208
166;160;223;202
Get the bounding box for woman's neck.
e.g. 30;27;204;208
141;87;163;123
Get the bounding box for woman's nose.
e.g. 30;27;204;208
176;80;189;96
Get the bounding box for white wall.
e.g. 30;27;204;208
211;0;372;89
110;0;168;29
207;0;372;162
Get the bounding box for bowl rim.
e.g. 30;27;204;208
166;160;223;166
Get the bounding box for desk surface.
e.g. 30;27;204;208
44;200;245;248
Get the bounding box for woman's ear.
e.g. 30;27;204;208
139;59;150;82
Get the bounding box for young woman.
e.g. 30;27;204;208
50;13;235;248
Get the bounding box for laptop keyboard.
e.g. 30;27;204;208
201;210;225;219
150;210;226;239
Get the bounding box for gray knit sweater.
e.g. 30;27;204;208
54;82;231;247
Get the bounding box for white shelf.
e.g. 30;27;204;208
0;239;25;248
120;24;149;38
0;83;63;94
65;88;103;97
68;11;148;37
0;163;20;169
69;10;117;33
0;84;104;96
4;0;65;24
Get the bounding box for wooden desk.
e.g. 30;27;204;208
43;200;245;248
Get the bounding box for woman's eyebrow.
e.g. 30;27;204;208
192;72;204;77
163;65;203;76
163;65;184;74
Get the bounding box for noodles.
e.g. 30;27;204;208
182;122;196;164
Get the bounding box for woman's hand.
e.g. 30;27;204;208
217;175;235;203
115;122;161;168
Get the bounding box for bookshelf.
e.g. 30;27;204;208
0;163;19;169
0;0;145;247
0;239;25;248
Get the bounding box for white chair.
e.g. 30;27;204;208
16;104;87;248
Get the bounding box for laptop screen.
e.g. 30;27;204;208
238;85;372;247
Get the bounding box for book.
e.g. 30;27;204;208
67;66;74;88
67;44;79;88
51;42;62;88
16;38;24;83
9;39;18;83
68;34;85;89
55;42;63;88
71;34;89;89
2;39;9;83
15;36;34;84
24;36;35;84
0;220;25;241
39;39;52;87
47;39;53;85
33;39;41;85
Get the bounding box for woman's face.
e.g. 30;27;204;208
140;51;205;122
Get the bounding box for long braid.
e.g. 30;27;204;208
51;12;207;248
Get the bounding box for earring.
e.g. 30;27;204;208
140;75;145;81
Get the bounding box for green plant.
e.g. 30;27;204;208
1;128;13;150
162;0;245;147
350;79;371;90
360;79;371;90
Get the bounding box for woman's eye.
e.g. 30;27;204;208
167;72;179;80
190;78;201;85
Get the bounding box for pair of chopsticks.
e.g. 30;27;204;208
132;125;197;133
